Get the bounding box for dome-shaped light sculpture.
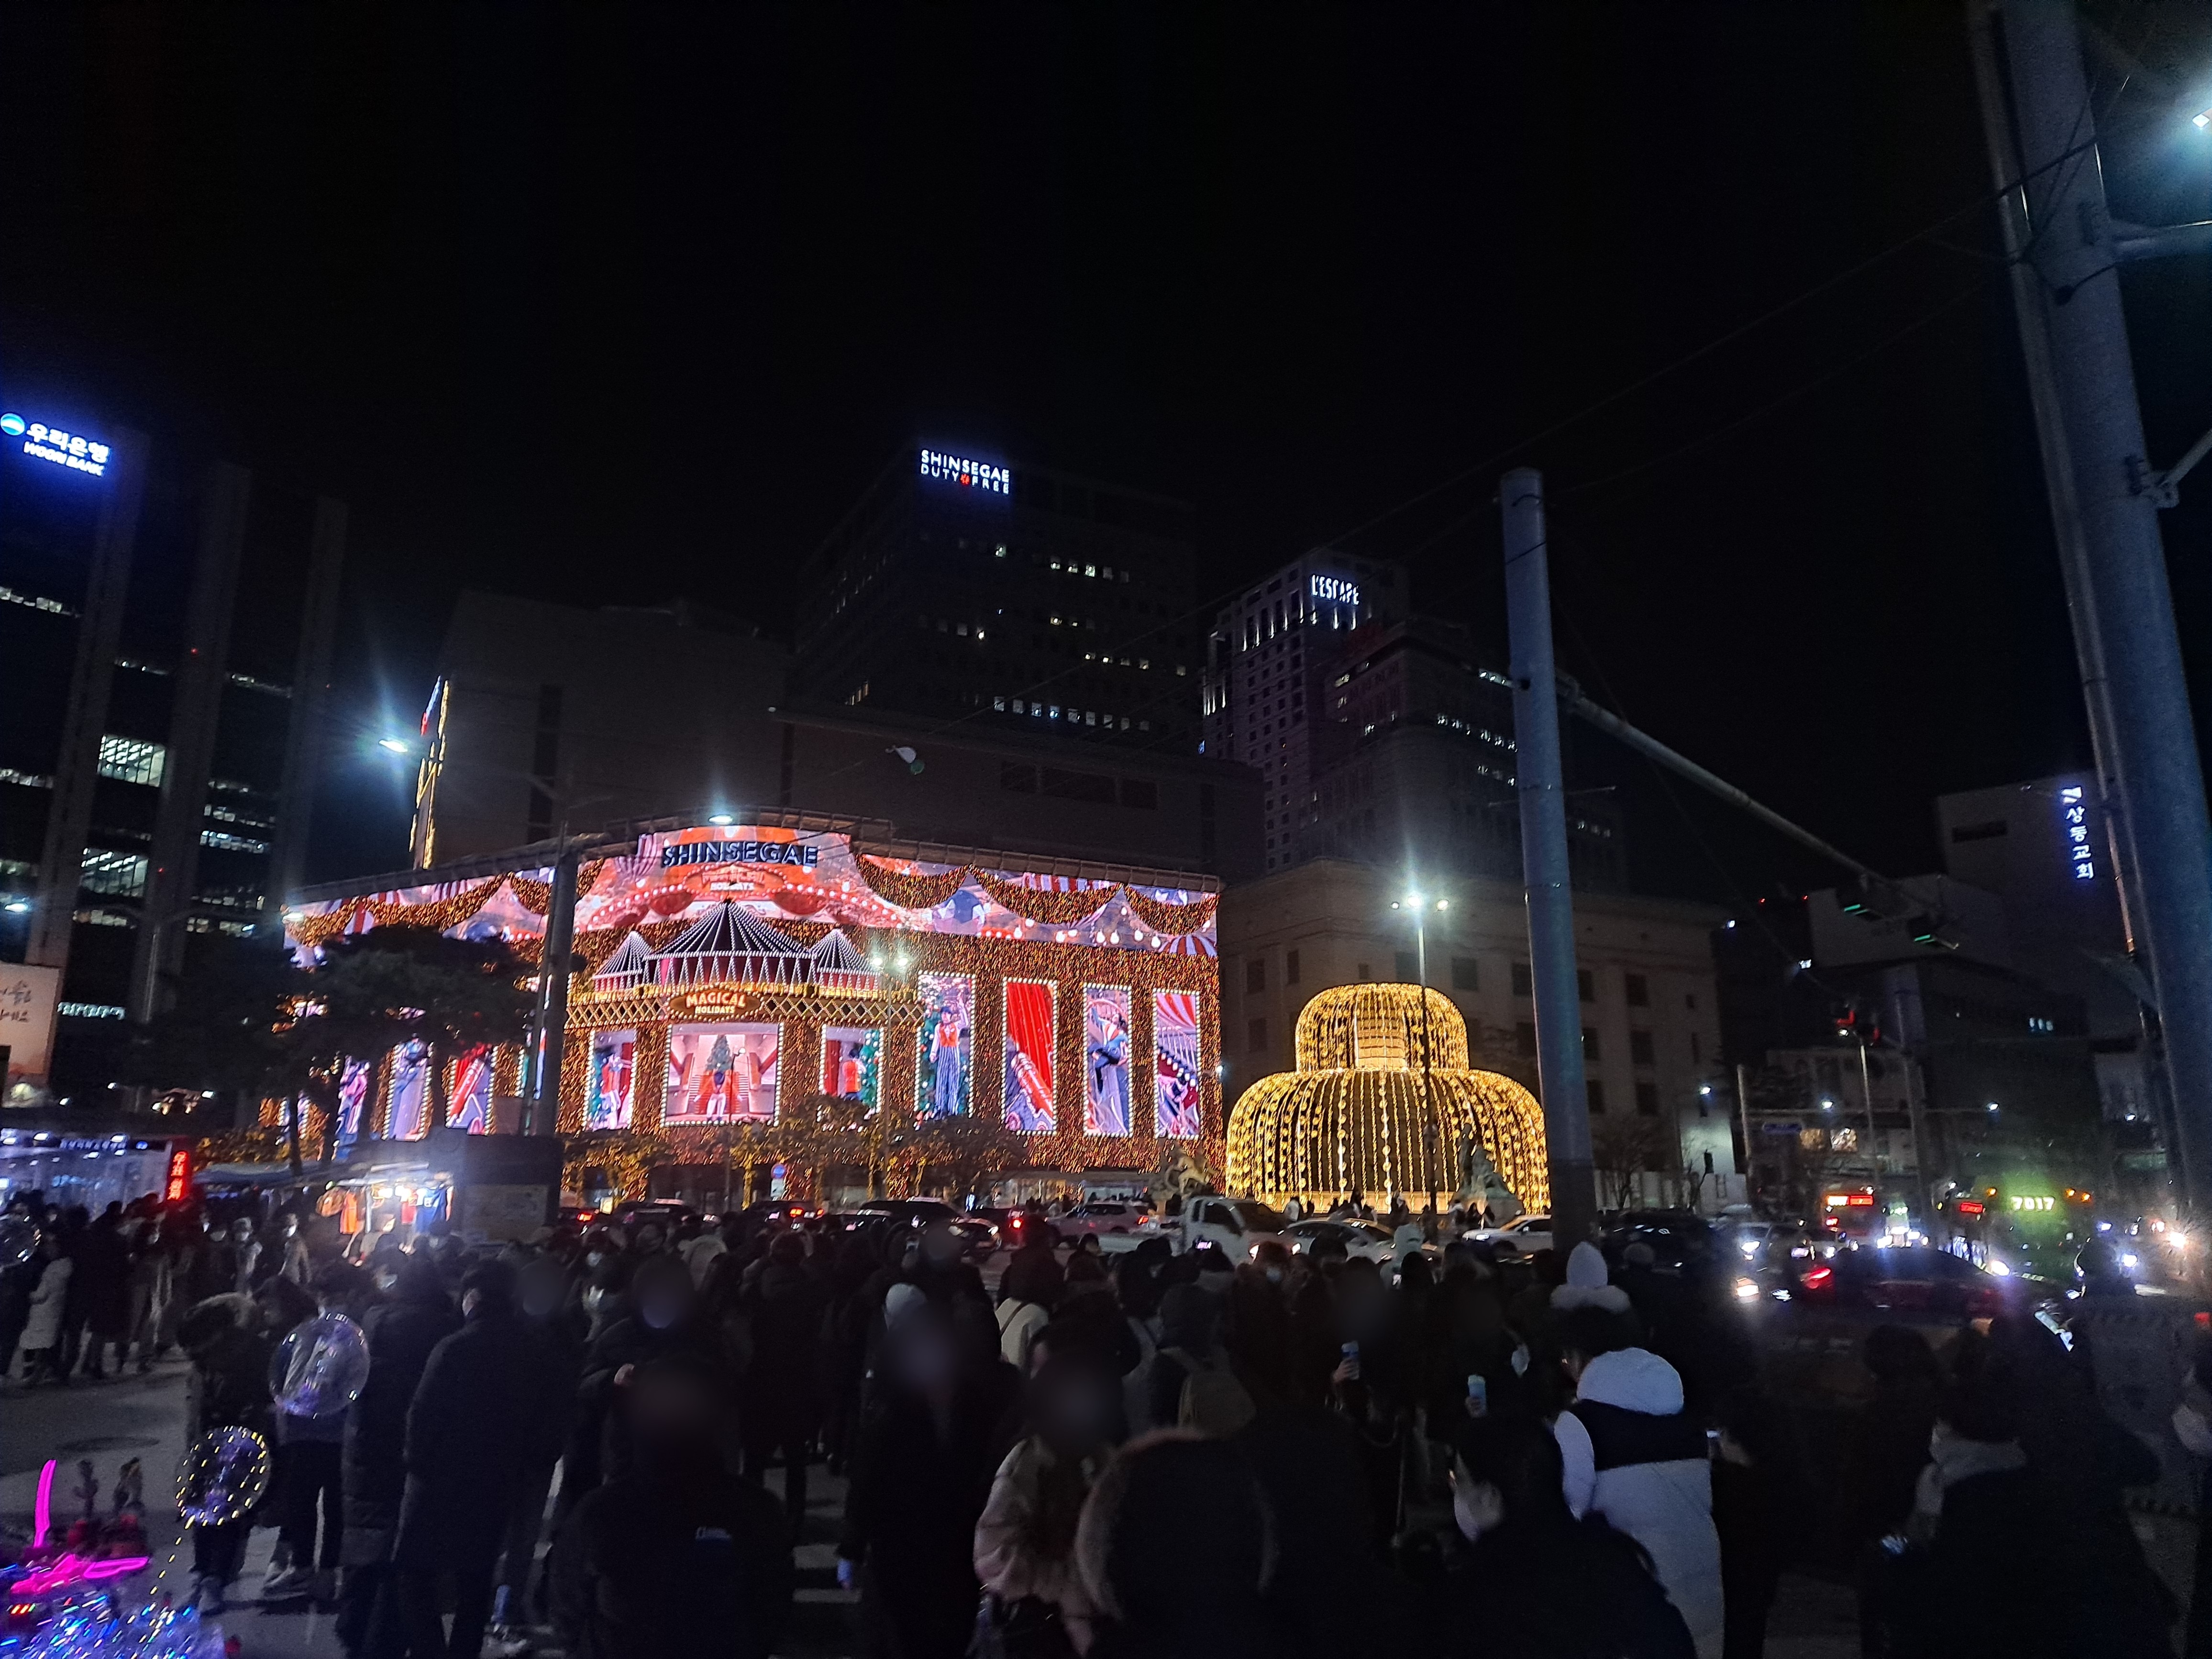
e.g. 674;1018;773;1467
1226;983;1548;1212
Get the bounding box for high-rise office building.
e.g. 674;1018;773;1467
1200;551;1409;874
793;446;1204;752
0;398;344;1086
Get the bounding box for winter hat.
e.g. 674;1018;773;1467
883;1282;925;1329
1573;1346;1685;1416
1549;1241;1630;1315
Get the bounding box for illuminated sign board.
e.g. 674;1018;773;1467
2059;785;2093;881
660;838;820;871
164;1146;193;1204
0;413;110;478
1310;573;1359;606
918;447;1010;498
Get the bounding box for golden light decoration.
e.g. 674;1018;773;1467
1227;983;1548;1212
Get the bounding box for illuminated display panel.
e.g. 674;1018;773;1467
919;973;973;1119
1084;986;1133;1138
587;1029;637;1129
666;1023;779;1124
1004;979;1056;1133
337;1060;372;1144
1153;991;1202;1138
822;1026;881;1114
450;1045;494;1133
389;1043;430;1140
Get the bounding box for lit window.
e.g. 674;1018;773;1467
80;848;149;897
96;735;166;788
199;830;269;855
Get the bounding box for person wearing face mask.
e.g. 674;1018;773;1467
549;1355;792;1659
840;1303;1014;1659
738;1232;825;1538
1432;1416;1692;1659
395;1261;541;1659
973;1355;1120;1653
336;1252;455;1659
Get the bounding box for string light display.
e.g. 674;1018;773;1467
1227;984;1548;1211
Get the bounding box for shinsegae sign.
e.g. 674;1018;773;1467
918;448;1010;496
659;838;820;871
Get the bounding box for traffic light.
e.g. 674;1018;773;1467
1834;1001;1881;1047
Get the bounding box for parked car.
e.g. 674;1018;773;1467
1055;1202;1157;1240
1283;1217;1399;1264
855;1197;962;1231
1165;1195;1290;1263
1600;1210;1716;1269
1723;1219;1819;1266
1466;1213;1552;1257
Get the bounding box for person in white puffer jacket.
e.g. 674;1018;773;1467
1553;1308;1725;1659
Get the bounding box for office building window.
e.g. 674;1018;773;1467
1356;962;1371;981
1625;973;1649;1007
1577;969;1595;1003
1511;962;1532;997
1395;950;1418;982
1248;1017;1267;1053
1689;1032;1701;1063
96;735;166;789
1515;1022;1537;1057
1635;1082;1660;1117
81;848;149;898
1450;956;1478;991
1582;1027;1600;1062
1285;948;1300;985
1630;1029;1656;1066
1587;1080;1606;1113
1246;958;1266;995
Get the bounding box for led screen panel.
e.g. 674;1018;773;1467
389;1042;430;1140
1153;991;1202;1139
822;1026;881;1114
337;1059;372;1144
665;1023;779;1124
1084;986;1133;1138
918;973;973;1119
449;1045;494;1133
586;1029;637;1130
1003;980;1056;1133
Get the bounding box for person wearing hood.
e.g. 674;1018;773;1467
178;1293;276;1614
549;1354;791;1659
337;1252;456;1659
1553;1305;1724;1658
395;1261;541;1659
1435;1415;1692;1659
1551;1240;1633;1316
16;1229;69;1383
739;1231;825;1536
1074;1430;1284;1659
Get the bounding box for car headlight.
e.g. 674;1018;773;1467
1733;1276;1760;1302
1986;1259;2011;1276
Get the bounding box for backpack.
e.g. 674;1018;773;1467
1162;1346;1256;1437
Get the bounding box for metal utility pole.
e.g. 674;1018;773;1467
528;839;581;1136
1969;0;2212;1215
1502;467;1595;1246
1734;1060;1757;1202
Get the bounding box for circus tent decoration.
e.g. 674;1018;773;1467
591;931;654;993
651;901;814;987
809;928;878;994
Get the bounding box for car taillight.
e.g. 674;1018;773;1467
1801;1264;1834;1292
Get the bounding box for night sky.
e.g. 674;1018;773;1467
2;4;2209;910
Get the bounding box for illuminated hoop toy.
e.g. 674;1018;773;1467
1226;983;1549;1212
268;1313;371;1420
176;1427;272;1527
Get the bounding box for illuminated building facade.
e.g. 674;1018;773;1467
0;399;344;1089
792;445;1205;752
284;818;1222;1202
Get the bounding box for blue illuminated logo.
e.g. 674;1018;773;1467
5;414;108;478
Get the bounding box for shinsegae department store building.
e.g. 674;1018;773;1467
280;819;1222;1199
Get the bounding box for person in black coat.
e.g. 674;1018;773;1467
490;1254;586;1628
839;1301;1019;1659
549;1354;792;1659
70;1204;131;1379
1431;1415;1693;1659
178;1293;277;1614
739;1232;825;1537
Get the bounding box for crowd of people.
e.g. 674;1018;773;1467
0;1188;2197;1659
